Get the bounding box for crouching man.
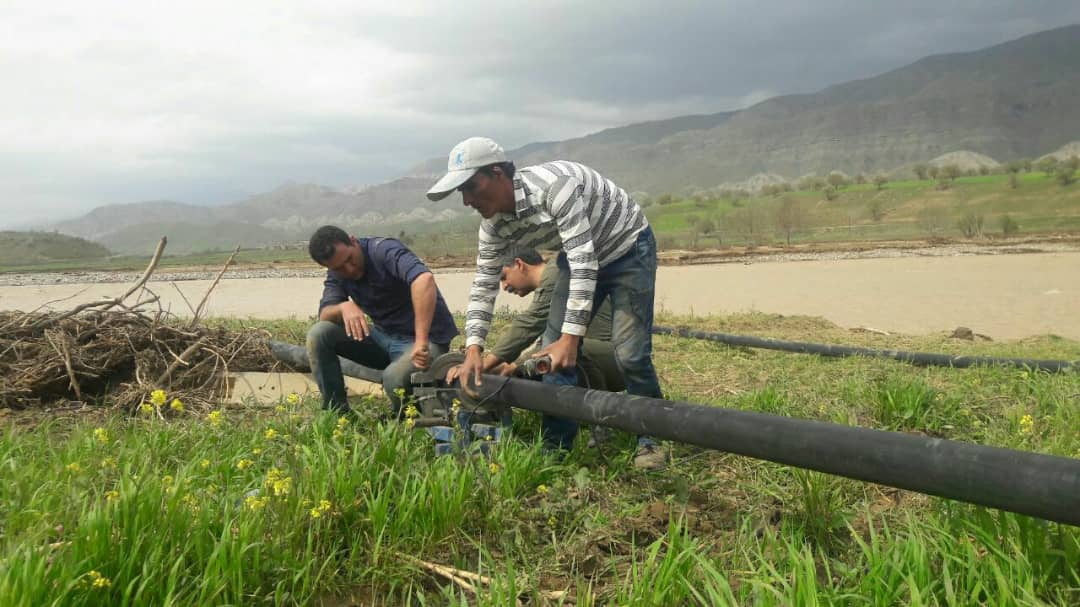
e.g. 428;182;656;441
306;225;459;415
475;245;624;394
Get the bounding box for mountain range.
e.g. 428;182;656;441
52;24;1080;254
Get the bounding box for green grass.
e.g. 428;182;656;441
2;312;1079;604
644;171;1080;248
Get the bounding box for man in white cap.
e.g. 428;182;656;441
429;137;666;469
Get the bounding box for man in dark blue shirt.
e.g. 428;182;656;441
306;225;459;415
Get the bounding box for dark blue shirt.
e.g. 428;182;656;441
318;237;459;345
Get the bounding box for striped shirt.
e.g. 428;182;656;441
465;161;647;348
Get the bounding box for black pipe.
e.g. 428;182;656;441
469;376;1080;527
267;340;383;384
653;326;1078;372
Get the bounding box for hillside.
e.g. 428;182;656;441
0;231;111;266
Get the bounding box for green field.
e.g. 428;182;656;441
644;172;1080;248
2;313;1078;605
3;172;1078;274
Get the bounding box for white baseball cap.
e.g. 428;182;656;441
426;137;507;201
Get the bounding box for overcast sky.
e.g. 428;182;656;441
3;1;1079;228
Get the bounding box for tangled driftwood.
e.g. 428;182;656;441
0;238;278;411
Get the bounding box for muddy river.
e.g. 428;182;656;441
2;253;1077;341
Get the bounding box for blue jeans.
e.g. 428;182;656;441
306;320;449;414
541;227;663;449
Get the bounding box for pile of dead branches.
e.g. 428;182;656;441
0;237;281;412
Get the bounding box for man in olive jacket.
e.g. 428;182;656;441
478;245;624;393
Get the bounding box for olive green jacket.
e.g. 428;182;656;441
490;258;623;391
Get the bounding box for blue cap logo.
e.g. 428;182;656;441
454;150;465;166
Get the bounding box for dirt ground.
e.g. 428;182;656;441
2;251;1077;341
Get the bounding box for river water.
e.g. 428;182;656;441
2;253;1077;340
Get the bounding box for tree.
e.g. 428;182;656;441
1008;172;1019;189
913;164;929;180
823;185;839;201
1000;214;1020;237
686;215;702;248
927;166;939;180
775;197;805;245
866;199;887;222
917;207;950;237
1057;164;1076;186
941;164;961;182
956;210;985;238
827;171;847;189
698;216;716;239
873;175;888;190
1036;157;1057;175
656;193;676;206
731;206;761;245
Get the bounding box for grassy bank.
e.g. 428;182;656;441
2;313;1079;605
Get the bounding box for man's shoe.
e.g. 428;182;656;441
633;444;667;470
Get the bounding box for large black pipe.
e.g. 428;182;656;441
470;376;1080;526
653;326;1078;372
267;340;383;384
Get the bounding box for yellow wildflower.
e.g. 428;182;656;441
547;515;557;527
66;462;81;473
105;490;120;502
1019;414;1035;435
181;493;200;513
275;405;287;413
87;570;112;589
169;398;184;412
100;457;117;470
488;462;500;474
310;499;333;518
199;458;211;469
404;404;420;419
336;416;349;428
264;428;278;440
150;389;167;406
252;448;262;456
536;484;549;495
139;402;154;415
161;475;174;487
286;392;300;406
404;418;416;429
236;459;253;471
208;410;223;427
270;476;291;497
244;494;269;511
93;427;109;444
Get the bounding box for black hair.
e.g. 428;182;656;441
477;161;516;180
308;225;351;264
497;245;543;268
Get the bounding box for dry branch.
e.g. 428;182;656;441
26;236;167;333
0;241;282;412
190;244;240;327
